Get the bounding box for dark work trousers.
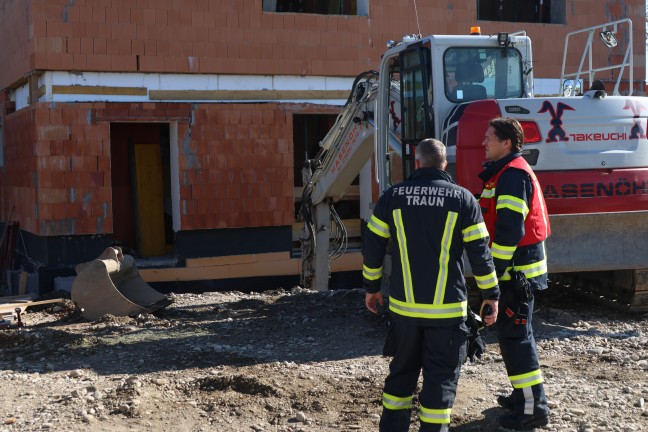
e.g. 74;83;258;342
380;316;468;432
496;280;548;416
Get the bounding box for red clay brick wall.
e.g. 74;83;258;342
33;103;112;236
0;1;644;90
1;101;321;236
1;108;38;233
0;0;34;90
176;103;296;230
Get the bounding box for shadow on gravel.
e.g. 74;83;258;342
453;407;504;431
6;284;642;378
530;287;647;343
1;289;389;377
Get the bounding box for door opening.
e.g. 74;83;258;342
110;123;173;257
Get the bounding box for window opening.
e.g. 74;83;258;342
293;113;359;221
263;0;369;16
477;0;565;25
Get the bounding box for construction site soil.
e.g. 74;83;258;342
1;284;647;432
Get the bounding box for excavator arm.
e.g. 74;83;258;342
299;70;404;291
299;71;380;291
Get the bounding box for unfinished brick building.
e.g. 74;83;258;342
0;0;645;291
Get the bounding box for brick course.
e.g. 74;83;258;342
1;1;644;90
1;101;334;237
0;1;646;249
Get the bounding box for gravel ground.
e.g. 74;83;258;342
0;285;647;432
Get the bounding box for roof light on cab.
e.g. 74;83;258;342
470;26;481;35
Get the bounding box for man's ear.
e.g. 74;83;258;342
441;160;448;171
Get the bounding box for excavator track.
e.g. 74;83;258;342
466;269;648;313
551;270;648;313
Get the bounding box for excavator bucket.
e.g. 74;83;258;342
71;247;173;321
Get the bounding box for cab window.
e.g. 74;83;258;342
444;47;523;103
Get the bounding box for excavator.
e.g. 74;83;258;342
299;18;648;311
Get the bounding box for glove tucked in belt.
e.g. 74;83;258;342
505;271;532;325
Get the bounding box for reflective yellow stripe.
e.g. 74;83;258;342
480;187;496;198
383;392;412;410
435;212;457;304
474;270;498;289
419;406;451;424
497;194;529;219
499;258;548;281
491;242;516;260
393;209;415;303
362;265;382;281
368;214;390;238
462;222;488;243
499;267;512;281
510;369;543;389
516;258;548;278
389;297;467;319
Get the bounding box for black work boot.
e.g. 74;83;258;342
419;422;449;432
498;411;549;430
497;394;516;410
379;408;411;432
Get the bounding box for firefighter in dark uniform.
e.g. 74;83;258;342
363;138;500;432
479;117;551;430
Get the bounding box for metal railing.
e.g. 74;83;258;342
560;18;633;96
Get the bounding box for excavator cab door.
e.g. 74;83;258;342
399;44;434;180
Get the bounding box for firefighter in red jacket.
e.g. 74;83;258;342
363;138;499;432
479;117;551;430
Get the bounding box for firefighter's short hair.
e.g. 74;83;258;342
489;117;524;152
415;139;446;169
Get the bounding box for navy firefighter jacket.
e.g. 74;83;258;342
362;167;500;324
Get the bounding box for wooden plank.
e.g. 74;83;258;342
140;265;230;282
140;252;362;283
330;252;362;272
52;85;148;96
186;252;291;268
148;89;349;101
0;298;64;315
256;252;291;262
229;259;300;278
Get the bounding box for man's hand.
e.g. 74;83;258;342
365;292;384;314
480;299;498;326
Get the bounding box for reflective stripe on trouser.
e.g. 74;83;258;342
379;317;467;432
496;281;548;416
